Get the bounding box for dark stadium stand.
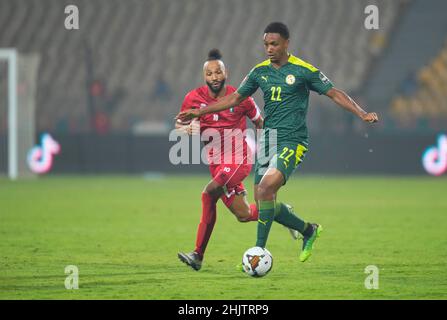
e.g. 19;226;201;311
0;0;404;134
390;40;447;130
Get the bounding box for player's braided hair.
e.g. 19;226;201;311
207;49;223;61
264;22;290;40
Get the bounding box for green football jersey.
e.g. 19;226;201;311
237;54;333;143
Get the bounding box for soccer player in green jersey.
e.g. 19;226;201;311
177;22;379;263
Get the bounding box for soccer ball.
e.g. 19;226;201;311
241;246;273;277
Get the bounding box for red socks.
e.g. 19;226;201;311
247;203;259;221
194;197;259;259
194;193;217;259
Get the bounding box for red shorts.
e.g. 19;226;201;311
209;163;252;208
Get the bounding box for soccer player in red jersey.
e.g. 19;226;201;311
177;49;280;271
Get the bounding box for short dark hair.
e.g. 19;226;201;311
264;22;290;40
207;48;222;61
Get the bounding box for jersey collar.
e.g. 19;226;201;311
269;53;293;70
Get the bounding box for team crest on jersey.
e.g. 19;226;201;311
285;74;295;85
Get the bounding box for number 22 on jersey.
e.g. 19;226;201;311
270;86;282;101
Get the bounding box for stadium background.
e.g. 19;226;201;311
1;0;447;300
1;0;446;175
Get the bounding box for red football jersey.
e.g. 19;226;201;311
180;85;260;165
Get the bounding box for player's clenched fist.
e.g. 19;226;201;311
186;119;200;135
361;112;379;123
175;119;200;135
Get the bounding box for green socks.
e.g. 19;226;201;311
274;202;308;234
256;201;308;247
256;200;276;248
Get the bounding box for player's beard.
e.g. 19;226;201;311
206;79;226;95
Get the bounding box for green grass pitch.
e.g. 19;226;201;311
1;175;446;299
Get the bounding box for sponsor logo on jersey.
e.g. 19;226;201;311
200;103;207;108
286;74;295;85
261;76;268;82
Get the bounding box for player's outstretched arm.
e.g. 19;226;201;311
176;92;245;122
325;87;379;123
